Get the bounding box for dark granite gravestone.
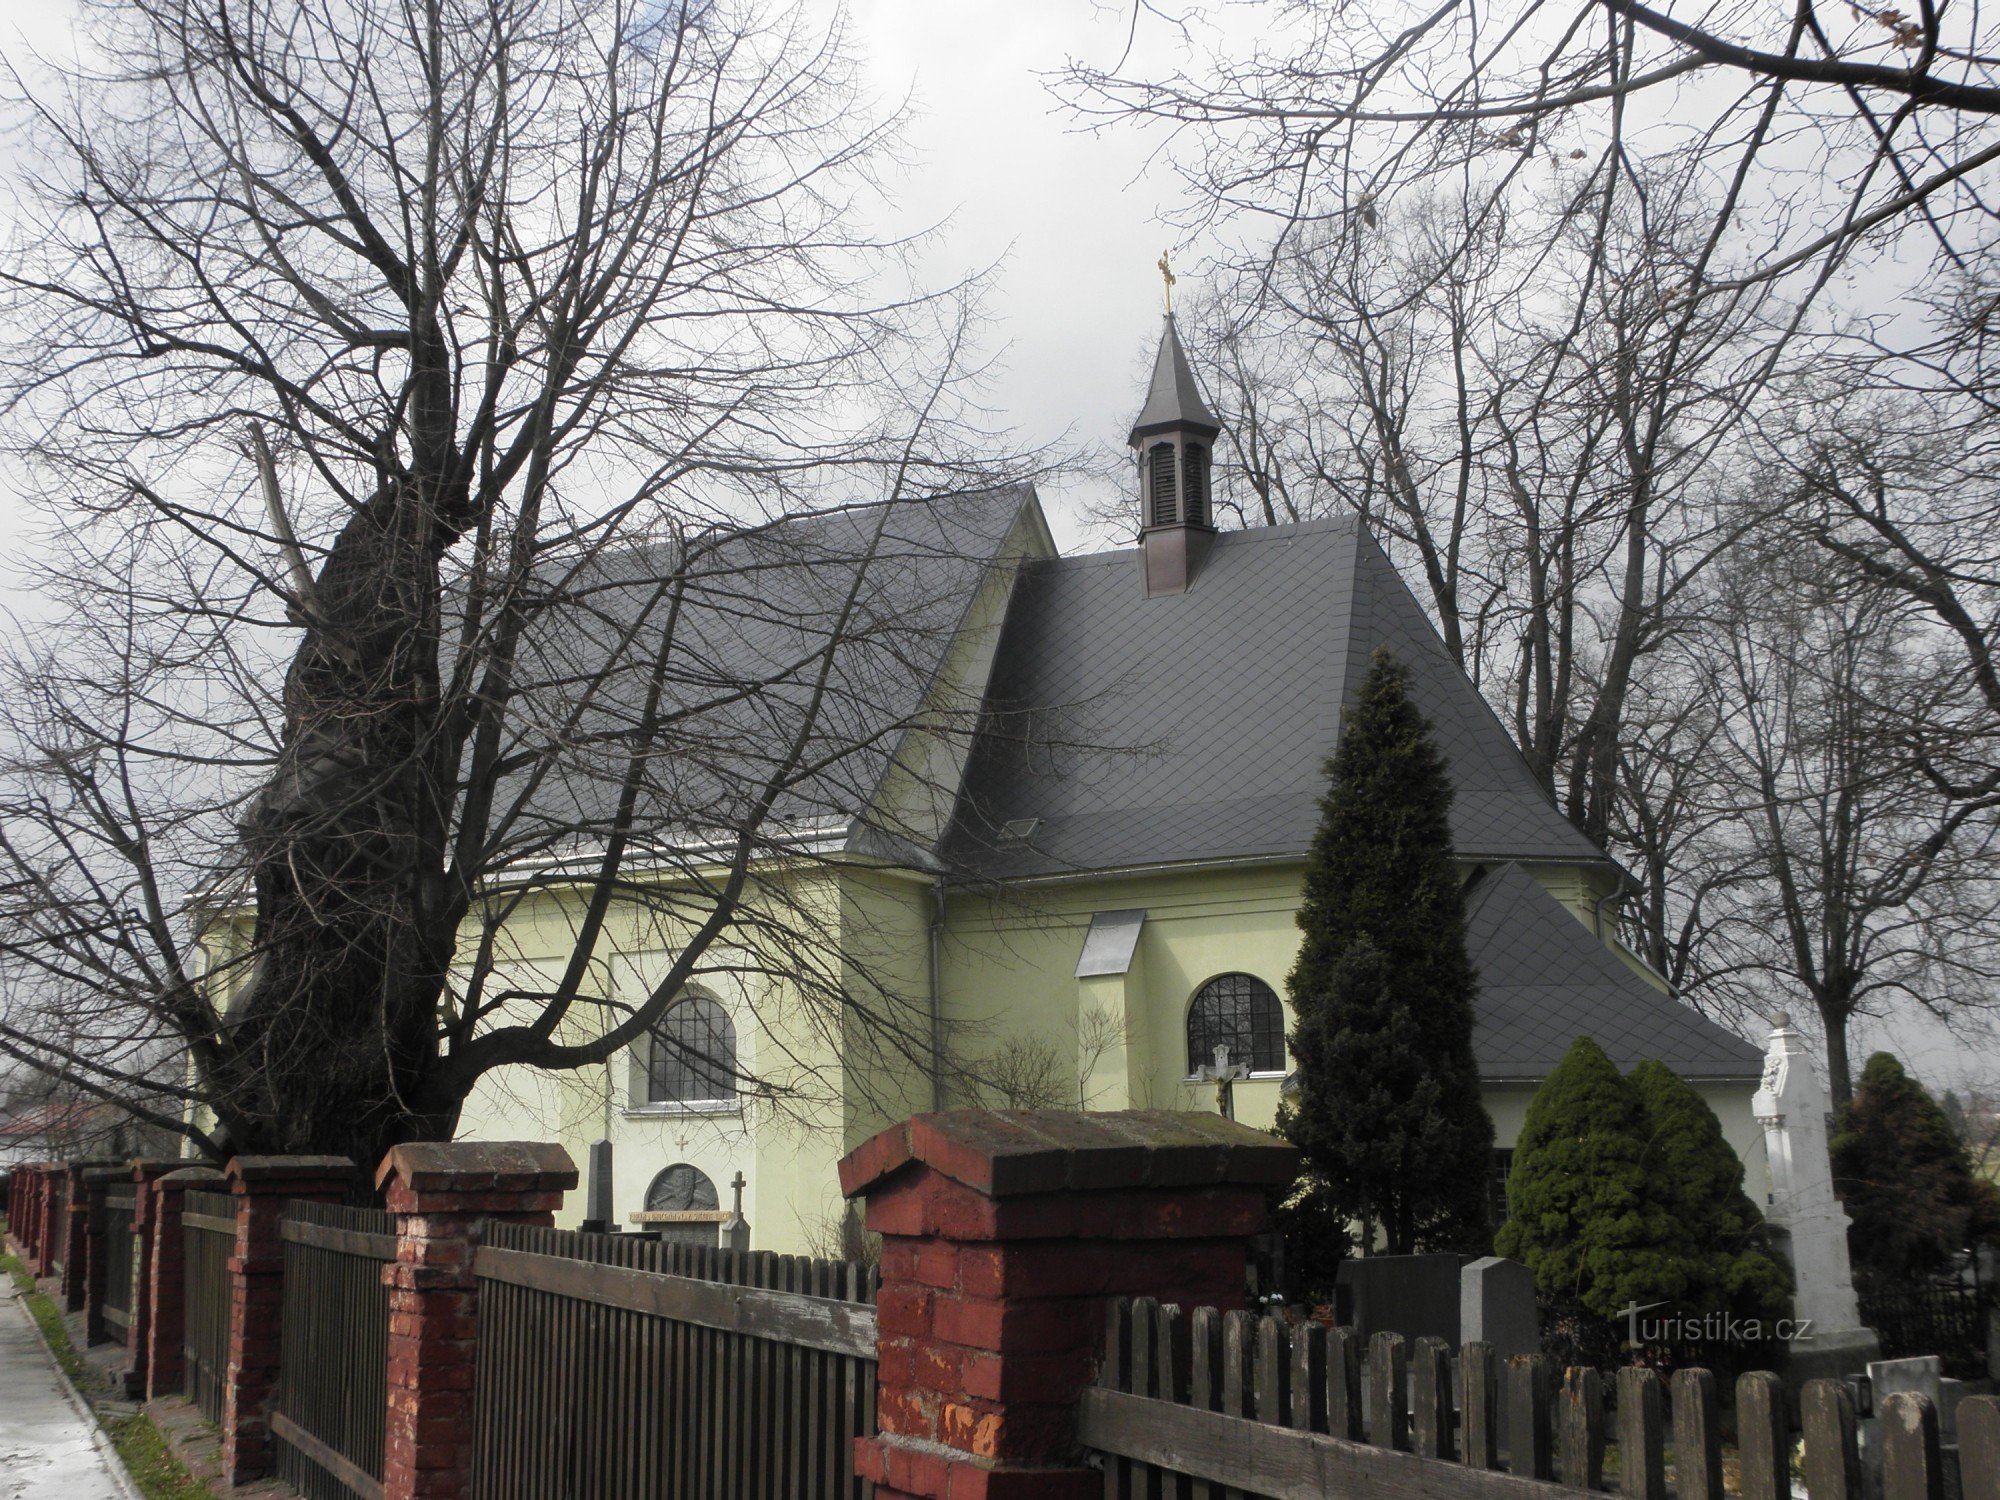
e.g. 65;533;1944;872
1337;1253;1468;1347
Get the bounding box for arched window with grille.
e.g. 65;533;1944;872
642;992;737;1106
1184;444;1209;525
1148;442;1179;526
1185;973;1285;1076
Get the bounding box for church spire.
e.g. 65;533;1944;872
1128;313;1221;446
1129;305;1222;597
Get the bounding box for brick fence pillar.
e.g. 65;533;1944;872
32;1164;62;1277
61;1159;118;1308
122;1160;179;1396
145;1166;225;1400
82;1165;129;1344
376;1141;579;1500
219;1155;357;1486
839;1111;1297;1500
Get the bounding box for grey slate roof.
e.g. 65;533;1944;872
1463;862;1762;1080
1129;316;1221;441
505;485;1034;854
941;513;1612;880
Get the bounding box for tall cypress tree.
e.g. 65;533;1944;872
1831;1052;2000;1283
1279;649;1493;1254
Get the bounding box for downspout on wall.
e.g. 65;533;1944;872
1591;869;1633;942
928;876;947;1111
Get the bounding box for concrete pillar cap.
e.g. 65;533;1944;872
373;1139;577;1193
838;1108;1299;1201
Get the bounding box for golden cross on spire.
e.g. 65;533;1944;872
1158;250;1177;315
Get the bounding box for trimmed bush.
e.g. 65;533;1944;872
1495;1036;1689;1319
1630;1059;1792;1323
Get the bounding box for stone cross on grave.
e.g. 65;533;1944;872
721;1170;750;1253
1197;1044;1252;1121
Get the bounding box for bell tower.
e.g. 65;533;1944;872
1129;310;1221;596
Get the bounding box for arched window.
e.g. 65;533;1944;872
644;993;737;1106
1184;444;1209;526
1185;973;1285;1076
645;1162;718;1212
1148;443;1179;526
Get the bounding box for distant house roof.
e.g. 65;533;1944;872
941;514;1614;880
1462;861;1762;1081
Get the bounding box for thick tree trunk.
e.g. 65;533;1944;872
214;480;461;1167
1821;1006;1853;1113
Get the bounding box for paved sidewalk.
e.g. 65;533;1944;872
0;1285;131;1499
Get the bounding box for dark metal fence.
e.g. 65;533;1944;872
273;1201;395;1500
1861;1278;1992;1379
48;1175;69;1274
101;1187;137;1346
182;1189;235;1423
471;1225;878;1500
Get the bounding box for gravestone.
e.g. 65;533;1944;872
1462;1256;1540;1361
1753;1011;1881;1385
580;1138;614;1234
1338;1253;1466;1347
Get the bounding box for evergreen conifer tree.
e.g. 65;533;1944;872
1279;649;1493;1254
1629;1060;1793;1323
1831;1052;2000;1282
1494;1036;1690;1318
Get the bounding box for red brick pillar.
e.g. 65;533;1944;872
375;1142;578;1500
219;1155;356;1485
122;1160;178;1396
60;1160;118;1307
839;1111;1297;1500
82;1165;129;1344
144;1166;225;1400
32;1164;61;1277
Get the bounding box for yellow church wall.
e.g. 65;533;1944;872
939;860;1753;1162
201;840;1753;1259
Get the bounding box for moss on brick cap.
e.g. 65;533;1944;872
373;1139;578;1193
155;1166;225;1185
225;1154;357;1188
838;1109;1299;1201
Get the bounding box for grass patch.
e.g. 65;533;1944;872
108;1413;217;1500
2;1245;218;1500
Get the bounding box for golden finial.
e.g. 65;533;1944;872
1158;250;1177;315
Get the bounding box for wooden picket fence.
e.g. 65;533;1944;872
182;1188;235;1424
469;1224;879;1500
1084;1298;1998;1500
273;1201;397;1500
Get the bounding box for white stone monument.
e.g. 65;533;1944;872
1752;1011;1881;1381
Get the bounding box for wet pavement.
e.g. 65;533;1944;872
0;1284;130;1499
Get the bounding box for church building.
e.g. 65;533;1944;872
457;317;1766;1252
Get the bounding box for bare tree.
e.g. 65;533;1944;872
0;0;1030;1167
1063;0;2000;302
1682;537;2000;1106
1154;169;1774;851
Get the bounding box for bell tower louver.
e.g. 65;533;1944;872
1128;314;1221;596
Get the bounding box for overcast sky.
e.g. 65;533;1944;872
0;0;1989;1084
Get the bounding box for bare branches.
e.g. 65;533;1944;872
0;0;1035;1165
